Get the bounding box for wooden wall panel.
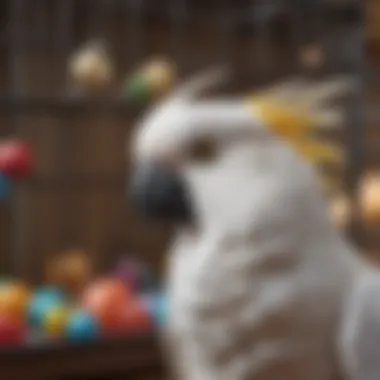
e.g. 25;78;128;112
0;1;367;282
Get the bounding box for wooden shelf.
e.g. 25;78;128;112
0;334;164;380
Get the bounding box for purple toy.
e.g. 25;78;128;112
114;256;155;293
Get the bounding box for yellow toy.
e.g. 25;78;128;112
0;282;30;318
69;40;113;92
43;305;71;337
45;249;92;295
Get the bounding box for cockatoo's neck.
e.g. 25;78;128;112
173;158;363;287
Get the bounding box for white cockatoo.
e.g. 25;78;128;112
129;67;377;380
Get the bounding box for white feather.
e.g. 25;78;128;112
132;71;375;380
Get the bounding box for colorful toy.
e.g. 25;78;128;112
45;249;92;295
65;309;99;342
124;58;176;105
0;277;12;289
69;40;113;92
0;173;10;200
0;281;30;318
43;305;71;337
143;292;167;327
0;139;33;178
0;313;26;346
114;257;156;293
120;299;151;334
27;287;65;328
82;277;133;331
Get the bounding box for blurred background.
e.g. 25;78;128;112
0;0;365;281
0;0;370;379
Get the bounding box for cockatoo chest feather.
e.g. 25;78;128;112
166;222;349;380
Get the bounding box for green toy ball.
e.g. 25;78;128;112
124;58;176;106
0;277;12;288
124;75;151;106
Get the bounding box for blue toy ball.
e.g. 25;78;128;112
154;293;167;326
65;310;99;343
27;287;65;328
0;173;10;200
142;292;167;327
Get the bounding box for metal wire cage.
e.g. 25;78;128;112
0;0;364;282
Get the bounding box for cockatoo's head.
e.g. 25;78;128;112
129;67;352;234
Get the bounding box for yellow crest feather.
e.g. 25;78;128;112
250;99;314;138
245;96;344;166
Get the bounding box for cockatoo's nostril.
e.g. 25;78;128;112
130;164;193;223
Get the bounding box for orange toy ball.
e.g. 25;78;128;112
46;250;92;294
0;282;30;318
82;278;133;330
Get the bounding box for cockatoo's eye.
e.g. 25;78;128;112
187;137;218;164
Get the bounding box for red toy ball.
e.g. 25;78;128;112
82;278;133;331
120;299;151;334
0;313;26;346
0;139;33;178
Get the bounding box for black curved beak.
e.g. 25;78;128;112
130;164;193;223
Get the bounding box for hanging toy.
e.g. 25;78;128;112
68;40;114;92
124;58;177;105
0;139;33;179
